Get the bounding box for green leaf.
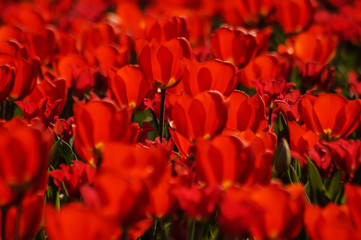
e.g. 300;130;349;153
274;112;290;145
13;104;23;119
326;170;343;201
133;108;154;126
307;158;330;206
289;164;300;183
51;137;77;166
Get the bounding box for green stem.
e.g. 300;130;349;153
158;89;166;143
2;101;5;120
15;200;22;240
1;209;7;240
121;229;128;240
268;107;273;126
188;220;196;240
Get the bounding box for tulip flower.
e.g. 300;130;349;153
221;0;275;26
45;203;119;240
275;0;313;34
50;161;96;198
210;26;257;67
195;134;255;187
56;54;94;95
108;65;152;109
249;184;306;239
136;37;192;89
278;29;338;66
116;1;144;37
100;142;169;187
0;118;50;193
239;53;288;88
0;56;39;101
304;203;361;240
170;91;229;142
78;21;119;52
234;129;276;184
88;45;131;73
226;90;268;133
143;16;189;42
182;59;237;97
345;184;361;229
92;171;151;229
299;93;361;140
218;186;261;238
2;192;44;240
0;65;15;104
219;183;307;239
25;72;67;117
73;100;137;166
0;178;17;209
172;184;222;220
289;121;321;165
326;139;361;173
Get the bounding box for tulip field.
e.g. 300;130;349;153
1;0;361;239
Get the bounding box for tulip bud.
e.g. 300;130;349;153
273;138;291;175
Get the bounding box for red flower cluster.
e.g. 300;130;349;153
0;0;361;239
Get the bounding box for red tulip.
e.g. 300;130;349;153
0;118;50;193
0;55;39;101
53;117;74;142
182;59;237;97
299;93;361;140
239;53;288;88
50;161;96;198
0;178;18;208
169;128;195;160
219;183;306;239
289;121;321;165
78;22;119;52
326;139;361;173
221;0;275;26
1;3;45;34
0;28;28;56
108;65;152;109
147;167;176;218
226;90;268;133
195;134;255;187
1;192;44;240
45;203;119;240
170;91;229;142
218;186;261;238
0;64;15;104
172;184;222;220
87;45;131;74
136;37;192;89
345;184;361;229
275;0;313;34
279;29;338;66
100;143;169;187
27;72;67;115
304;203;361;240
116;1;144;37
210;26;257;67
143;16;189;42
249;184;306;239
56;54;94;95
73;100;137;167
92;171;151;229
16;73;67;124
230;129;276;184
